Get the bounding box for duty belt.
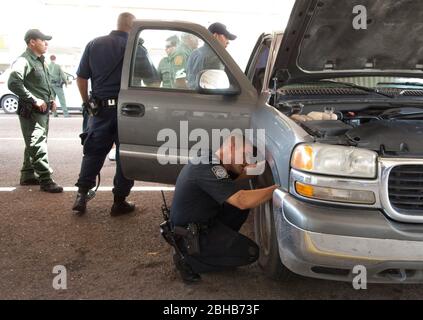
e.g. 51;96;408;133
95;98;118;108
173;222;211;236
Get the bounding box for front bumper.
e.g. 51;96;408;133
273;189;423;283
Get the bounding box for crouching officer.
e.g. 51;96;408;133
161;135;278;283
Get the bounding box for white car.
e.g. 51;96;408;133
0;68;82;114
0;69;18;114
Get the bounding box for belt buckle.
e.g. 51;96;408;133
107;99;116;107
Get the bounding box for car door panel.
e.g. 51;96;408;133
119;21;258;184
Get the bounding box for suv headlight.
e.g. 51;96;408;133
291;143;377;178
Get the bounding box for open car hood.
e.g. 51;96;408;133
273;0;423;84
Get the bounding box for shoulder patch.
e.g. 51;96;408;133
174;55;183;66
211;166;229;180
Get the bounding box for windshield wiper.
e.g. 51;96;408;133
377;82;423;87
316;80;394;98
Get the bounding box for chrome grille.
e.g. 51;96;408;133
388;165;423;213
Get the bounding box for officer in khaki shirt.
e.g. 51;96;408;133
157;36;180;88
171;33;199;88
48;55;69;117
8;29;63;193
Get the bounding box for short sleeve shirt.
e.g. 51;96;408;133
186;45;224;89
77;30;128;99
170;157;246;226
8;48;53;104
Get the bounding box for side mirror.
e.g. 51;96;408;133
197;70;240;95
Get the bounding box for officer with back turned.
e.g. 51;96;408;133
72;12;156;216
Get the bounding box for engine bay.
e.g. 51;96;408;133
286;104;423;156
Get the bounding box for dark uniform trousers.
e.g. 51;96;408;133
76;108;134;198
179;203;259;274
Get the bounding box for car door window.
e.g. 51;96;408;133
249;44;270;93
130;29;235;91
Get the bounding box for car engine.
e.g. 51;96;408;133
289;106;423;156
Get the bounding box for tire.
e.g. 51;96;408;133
1;95;18;114
253;167;292;280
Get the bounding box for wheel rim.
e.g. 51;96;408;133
258;201;272;256
3;97;18;112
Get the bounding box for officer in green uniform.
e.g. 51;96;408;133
171;33;199;88
8;29;63;193
48;55;69;117
157;36;179;88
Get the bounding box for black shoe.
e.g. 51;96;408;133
40;180;63;193
110;200;135;216
20;178;40;186
173;253;201;284
72;192;88;214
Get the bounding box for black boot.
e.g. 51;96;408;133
40;180;63;193
72;191;88;214
110;196;135;216
20;178;40;186
173;253;201;284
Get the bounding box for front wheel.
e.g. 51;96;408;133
253;168;292;280
1;95;18;114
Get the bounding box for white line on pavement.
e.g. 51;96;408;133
0;186;174;192
63;186;175;192
0;117;82;120
0;138;79;141
0;188;16;192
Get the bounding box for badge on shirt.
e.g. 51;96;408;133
211;165;229;180
174;55;183;66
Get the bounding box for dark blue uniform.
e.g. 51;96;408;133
171;156;259;274
75;31;134;198
186;45;224;89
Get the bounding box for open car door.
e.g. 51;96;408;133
118;21;258;184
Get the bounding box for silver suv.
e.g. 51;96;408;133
118;0;423;283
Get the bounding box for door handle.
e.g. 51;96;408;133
121;104;145;117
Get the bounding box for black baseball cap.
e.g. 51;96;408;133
165;35;179;48
24;29;52;44
208;22;237;40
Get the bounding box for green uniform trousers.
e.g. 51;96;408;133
51;86;69;117
19;112;52;183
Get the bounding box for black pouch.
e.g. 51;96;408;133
17;103;32;119
86;98;101;116
184;223;201;256
173;224;201;256
79;132;88;146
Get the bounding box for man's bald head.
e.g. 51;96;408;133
216;133;256;175
181;33;199;50
117;12;136;33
